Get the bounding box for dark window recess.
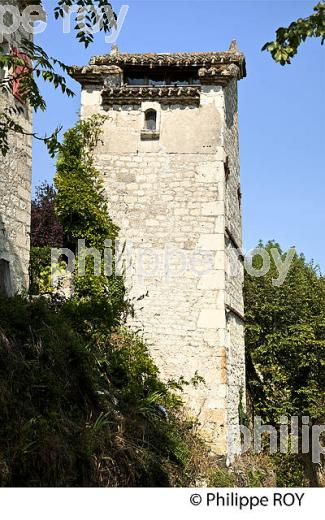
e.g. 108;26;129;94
126;74;146;85
148;75;165;86
0;259;12;296
169;73;200;86
125;69;201;86
145;110;157;131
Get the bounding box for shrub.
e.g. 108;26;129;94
272;454;306;487
29;246;52;295
0;295;206;487
206;452;276;488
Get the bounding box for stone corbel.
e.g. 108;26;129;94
198;63;241;85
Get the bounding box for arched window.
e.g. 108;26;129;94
145;109;157;131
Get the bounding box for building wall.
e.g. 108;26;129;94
80;80;244;457
0;0;33;294
223;79;246;454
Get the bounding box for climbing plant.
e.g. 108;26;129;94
54;115;125;320
55;115;117;250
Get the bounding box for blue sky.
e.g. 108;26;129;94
33;1;325;269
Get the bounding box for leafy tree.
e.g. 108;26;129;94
29;116;123;323
30;182;64;294
244;241;325;482
263;1;325;64
31;182;64;248
245;241;325;424
0;1;117;155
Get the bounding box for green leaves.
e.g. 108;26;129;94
245;241;325;425
54;115;123;310
55;114;116;247
0;38;75;156
0;294;203;487
263;2;325;64
54;0;117;47
0;1;117;155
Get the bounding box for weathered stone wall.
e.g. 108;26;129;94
223;79;246;454
80;76;245;457
0;0;33;294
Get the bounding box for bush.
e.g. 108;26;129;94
272;454;306;487
0;295;206;487
206;453;276;488
29;246;52;295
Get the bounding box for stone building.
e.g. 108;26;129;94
71;43;246;457
0;0;36;295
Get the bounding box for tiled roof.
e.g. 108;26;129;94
69;42;246;86
89;46;246;79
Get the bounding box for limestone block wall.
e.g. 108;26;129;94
0;127;32;293
80;81;245;457
223;79;246;453
0;0;33;294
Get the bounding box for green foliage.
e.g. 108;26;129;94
272;453;305;487
244;241;325;485
0;1;116;155
207;466;236;487
54;1;117;48
0;295;204;487
54;115;123;311
246;468;269;487
29;246;52;295
263;2;325;64
206;453;276;488
55;115;118;250
244;241;325;425
29;246;68;295
0;39;74;156
106;331;183;412
30;116;127;335
238;387;249;427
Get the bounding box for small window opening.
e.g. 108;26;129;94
145;109;157;131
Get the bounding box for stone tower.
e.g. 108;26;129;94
0;0;38;295
71;43;246;457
